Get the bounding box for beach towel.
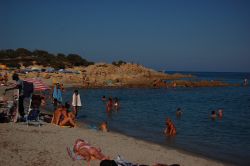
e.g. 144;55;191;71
72;93;82;106
115;155;134;166
53;86;62;103
66;139;97;161
67;146;85;161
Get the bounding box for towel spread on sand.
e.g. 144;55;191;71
72;93;82;107
67;146;85;160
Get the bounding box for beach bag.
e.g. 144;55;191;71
22;81;34;98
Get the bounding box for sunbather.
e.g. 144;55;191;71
68;139;108;166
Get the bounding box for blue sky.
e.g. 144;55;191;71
0;0;250;72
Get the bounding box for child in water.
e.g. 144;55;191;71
99;121;109;132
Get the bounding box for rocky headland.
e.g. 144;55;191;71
13;63;238;88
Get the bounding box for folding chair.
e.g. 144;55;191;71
26;94;41;127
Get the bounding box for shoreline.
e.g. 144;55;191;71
77;121;234;166
0;122;229;166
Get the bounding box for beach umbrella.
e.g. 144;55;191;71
23;78;50;91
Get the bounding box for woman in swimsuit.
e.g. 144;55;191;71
164;118;177;136
73;139;108;166
106;97;113;112
51;102;76;127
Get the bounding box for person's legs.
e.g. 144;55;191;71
88;148;107;160
18;95;25;118
60;117;75;127
53;98;58;111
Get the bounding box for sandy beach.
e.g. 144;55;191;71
0;121;229;166
0;77;233;166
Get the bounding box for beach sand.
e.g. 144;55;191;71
0;122;228;166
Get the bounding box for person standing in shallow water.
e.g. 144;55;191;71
176;107;182;118
72;89;82;118
218;109;223;119
106;97;113;112
164;118;177;136
210;110;217;120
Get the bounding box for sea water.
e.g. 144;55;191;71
62;72;250;166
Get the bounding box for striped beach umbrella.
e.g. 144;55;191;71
23;78;50;91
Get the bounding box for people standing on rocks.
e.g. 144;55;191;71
72;89;82;118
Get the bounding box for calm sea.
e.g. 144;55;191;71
61;72;250;166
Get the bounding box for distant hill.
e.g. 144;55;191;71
0;48;94;69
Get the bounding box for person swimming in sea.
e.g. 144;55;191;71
176;107;182;118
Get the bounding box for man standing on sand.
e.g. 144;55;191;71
4;73;25;119
72;89;82;118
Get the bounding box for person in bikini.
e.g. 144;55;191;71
106;97;113;112
70;139;109;166
51;102;76;127
164;118;177;136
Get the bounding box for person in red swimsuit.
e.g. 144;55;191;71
164;118;177;136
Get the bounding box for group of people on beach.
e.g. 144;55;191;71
1;72;84;127
51;83;82;127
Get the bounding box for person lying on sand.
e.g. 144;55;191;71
99;121;109;132
51;102;76;127
164;118;177;136
68;139;109;166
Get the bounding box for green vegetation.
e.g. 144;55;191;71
112;60;127;67
0;48;94;69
